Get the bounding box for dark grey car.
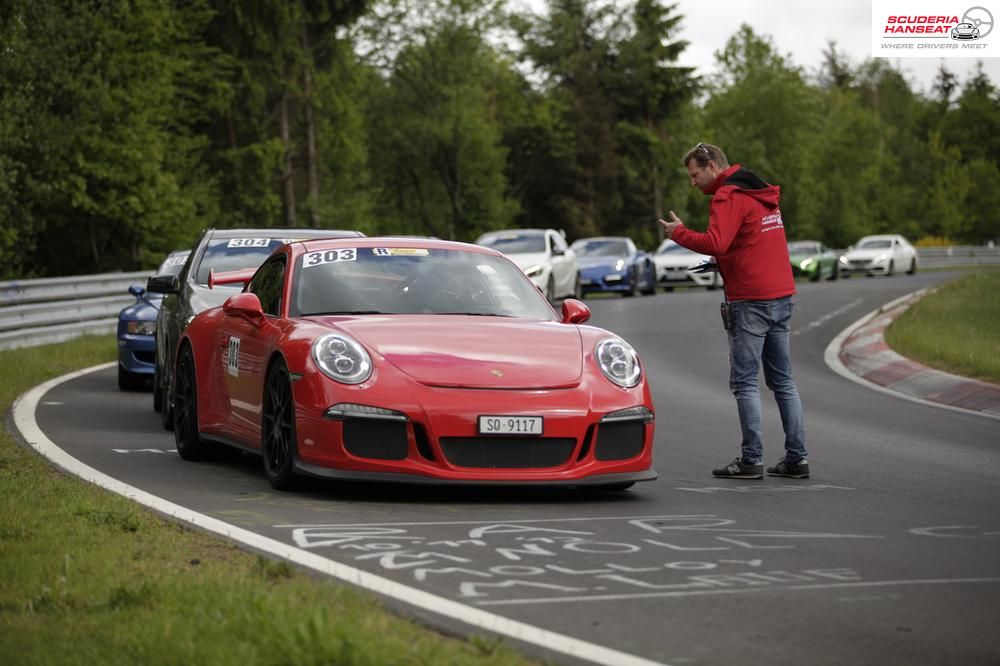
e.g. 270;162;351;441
147;227;364;429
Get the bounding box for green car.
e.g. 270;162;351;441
788;240;839;281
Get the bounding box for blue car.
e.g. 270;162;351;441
569;236;657;297
117;249;190;390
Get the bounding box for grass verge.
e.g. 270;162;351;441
885;270;1000;383
0;335;538;666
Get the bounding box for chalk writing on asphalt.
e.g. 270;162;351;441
275;515;881;602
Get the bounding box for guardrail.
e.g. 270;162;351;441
915;245;1000;267
0;246;995;352
0;271;150;351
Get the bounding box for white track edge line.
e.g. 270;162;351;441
823;289;1000;422
11;361;668;666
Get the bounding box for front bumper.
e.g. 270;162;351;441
117;334;156;375
287;369;657;485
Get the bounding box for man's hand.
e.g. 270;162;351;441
658;211;684;239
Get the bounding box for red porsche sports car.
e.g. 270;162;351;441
173;237;656;490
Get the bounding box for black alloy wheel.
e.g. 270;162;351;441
261;359;298;490
173;346;207;460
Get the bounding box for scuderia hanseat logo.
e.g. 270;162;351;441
872;2;996;56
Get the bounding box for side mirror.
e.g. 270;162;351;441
147;274;179;294
223;293;266;327
128;284;146;298
561;298;590;324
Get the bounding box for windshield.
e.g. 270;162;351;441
292;247;555;319
857;239;892;250
156;251;190;277
476;233;546;254
572;240;628;257
194;238;294;285
657;242;694;255
788;242;820;254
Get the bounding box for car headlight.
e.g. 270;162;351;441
126;321;157;336
615;259;625;272
872;253;887;265
595;337;641;388
838;256;848;265
312;333;372;384
799;258;815;269
523;264;544;278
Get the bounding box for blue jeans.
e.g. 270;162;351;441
727;296;807;465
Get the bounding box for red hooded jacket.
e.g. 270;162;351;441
672;164;795;302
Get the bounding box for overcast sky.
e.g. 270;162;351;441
509;0;1000;95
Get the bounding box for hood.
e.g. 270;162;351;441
576;255;624;270
119;297;160;321
312;316;583;389
190;284;242;314
844;248;887;261
505;252;548;271
706;165;781;211
653;251;707;269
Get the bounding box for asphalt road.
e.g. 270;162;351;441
23;270;1000;666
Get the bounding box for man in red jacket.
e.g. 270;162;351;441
659;142;809;480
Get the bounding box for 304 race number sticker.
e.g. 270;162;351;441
303;248;357;267
227;238;272;248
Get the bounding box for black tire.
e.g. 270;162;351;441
907;259;917;275
622;269;637;297
161;374;175;431
173;346;208;460
828;263;839;281
545;276;555;303
261;359;298;491
117;365;143;392
152;365;163;412
572;273;583;300
809;267;821;282
887;260;895;276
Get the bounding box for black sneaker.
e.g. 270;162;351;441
767;459;810;479
712;458;763;479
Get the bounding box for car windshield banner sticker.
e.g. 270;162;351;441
227;238;272;248
303;248;358;268
372;248;430;257
227;336;240;377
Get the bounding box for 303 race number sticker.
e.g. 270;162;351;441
303;248;357;267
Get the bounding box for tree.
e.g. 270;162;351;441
360;0;518;239
0;0;227;276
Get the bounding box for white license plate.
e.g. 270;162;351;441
478;415;543;436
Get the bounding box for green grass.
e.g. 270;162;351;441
0;335;539;666
885;270;1000;383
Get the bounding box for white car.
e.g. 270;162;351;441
474;228;581;301
838;234;918;277
652;239;723;291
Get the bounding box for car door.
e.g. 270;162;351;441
221;257;286;441
548;231;575;298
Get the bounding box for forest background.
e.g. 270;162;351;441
2;0;998;278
